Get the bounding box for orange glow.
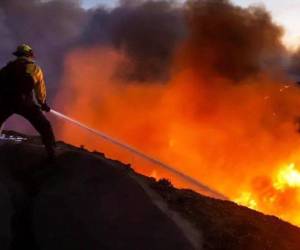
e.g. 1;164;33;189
274;163;300;190
55;46;300;226
235;192;258;210
236;163;300;225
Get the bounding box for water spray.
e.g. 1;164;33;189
50;109;228;200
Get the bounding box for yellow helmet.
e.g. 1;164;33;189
13;44;34;57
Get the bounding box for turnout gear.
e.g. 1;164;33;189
0;45;55;159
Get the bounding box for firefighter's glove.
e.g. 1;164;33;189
41;103;51;112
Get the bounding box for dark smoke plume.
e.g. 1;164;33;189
82;0;185;82
0;0;185;90
0;0;289;90
182;0;285;81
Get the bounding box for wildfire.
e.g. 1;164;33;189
235;163;300;225
235;192;258;210
274;163;300;190
53;2;300;227
54;47;300;226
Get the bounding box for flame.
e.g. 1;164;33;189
235;163;300;225
274;163;300;190
53;46;300;226
235;192;258;210
150;170;159;180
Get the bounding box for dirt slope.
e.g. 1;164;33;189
0;132;299;250
0;134;198;250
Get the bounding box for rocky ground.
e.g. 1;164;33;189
0;131;299;250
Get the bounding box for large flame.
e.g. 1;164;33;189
54;46;300;226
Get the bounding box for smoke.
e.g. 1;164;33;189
0;0;290;92
81;0;185;82
0;0;186;92
180;0;285;82
288;49;300;80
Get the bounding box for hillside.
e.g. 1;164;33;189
0;131;299;250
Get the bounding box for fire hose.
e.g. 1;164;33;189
50;109;228;200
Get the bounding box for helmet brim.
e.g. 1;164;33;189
13;51;34;57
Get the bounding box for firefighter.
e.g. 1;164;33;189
0;44;56;160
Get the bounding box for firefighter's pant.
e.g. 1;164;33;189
0;101;55;155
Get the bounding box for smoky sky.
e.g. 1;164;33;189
81;1;185;81
0;0;185;94
182;0;285;81
0;0;296;101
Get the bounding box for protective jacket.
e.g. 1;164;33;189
0;56;46;104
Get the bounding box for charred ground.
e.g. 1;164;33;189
0;131;299;250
